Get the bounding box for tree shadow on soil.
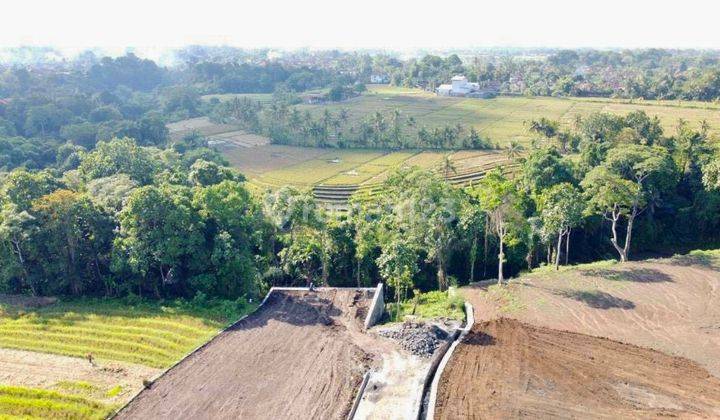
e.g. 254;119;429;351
554;290;635;310
463;331;497;346
580;267;673;283
228;291;349;331
668;253;720;271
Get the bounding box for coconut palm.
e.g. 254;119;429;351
505;140;524;160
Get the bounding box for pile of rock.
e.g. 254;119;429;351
377;321;449;357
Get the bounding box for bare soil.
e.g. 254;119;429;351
117;289;378;419
222;144;329;177
0;294;57;310
463;259;720;377
435;318;720;419
0;348;159;404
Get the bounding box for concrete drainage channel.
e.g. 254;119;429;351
421;302;474;420
349;301;475;420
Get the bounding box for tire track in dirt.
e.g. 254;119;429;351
463;259;720;377
435;318;720;419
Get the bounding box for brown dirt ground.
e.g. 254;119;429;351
117;289;380;419
462;259;720;378
0;294;57;310
0;348;159;405
435;318;720;419
222;144;329;177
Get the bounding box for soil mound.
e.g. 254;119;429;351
117;288;376;420
435;318;720;419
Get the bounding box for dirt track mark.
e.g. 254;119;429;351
464;260;720;378
435;318;720;419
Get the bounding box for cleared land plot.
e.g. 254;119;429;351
298;85;720;147
461;250;720;378
201;93;274;105
322;151;418;185
166;116;242;140
435;318;720;419
222;144;330;178
255;149;384;187
118;289;378;419
208;130;269;147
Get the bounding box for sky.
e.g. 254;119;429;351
3;0;720;52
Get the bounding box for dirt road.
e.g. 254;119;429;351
435;318;720;419
117;289;376;419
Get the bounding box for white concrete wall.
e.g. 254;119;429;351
364;283;385;329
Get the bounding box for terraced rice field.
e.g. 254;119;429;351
253;149;384;187
318;151;416;185
181;87;720;194
0;300;227;368
0;297;254;418
0;385;113;419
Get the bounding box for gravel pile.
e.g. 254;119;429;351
377;321;450;357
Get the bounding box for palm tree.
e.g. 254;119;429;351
441;155;457;179
505;140;524;160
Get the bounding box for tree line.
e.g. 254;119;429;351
391;50;720;101
1;110;718;306
211;98;498;150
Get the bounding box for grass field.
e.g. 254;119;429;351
0;297;255;418
297;85;720;147
387;290;466;322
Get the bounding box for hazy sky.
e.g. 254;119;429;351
4;0;720;50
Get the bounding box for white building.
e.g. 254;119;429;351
370;74;389;84
436;75;496;98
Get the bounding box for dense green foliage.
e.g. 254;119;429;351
0;138;264;299
392;50;720;101
1;108;719;302
1;47;719;306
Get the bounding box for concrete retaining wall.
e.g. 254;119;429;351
363;283;385;329
425;302;475;420
415;329;461;420
347;372;371;420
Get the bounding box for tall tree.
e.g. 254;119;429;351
538;183;584;269
474;169;525;284
113;185;204;297
582;168;639;262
